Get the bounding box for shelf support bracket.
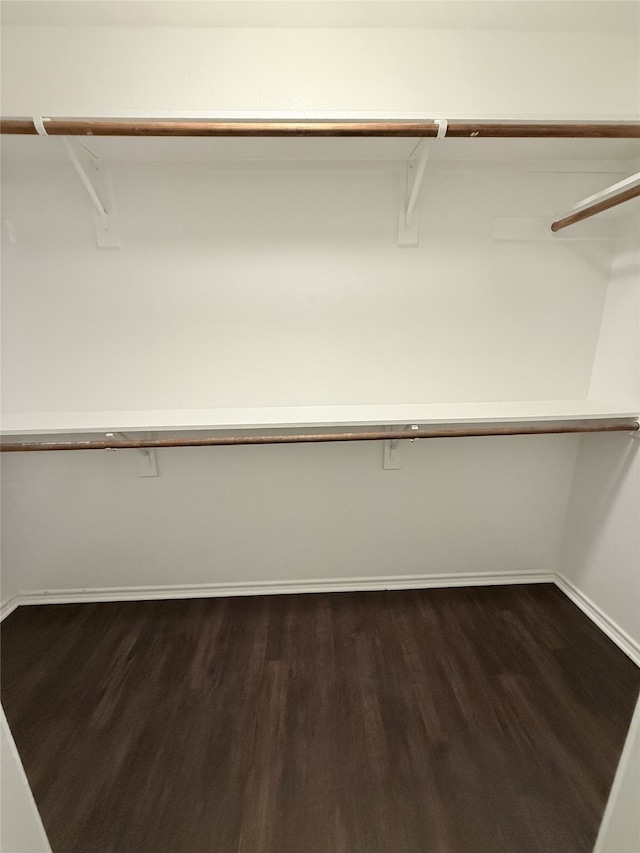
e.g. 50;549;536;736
383;424;420;469
62;138;121;249
397;120;447;247
398;139;430;247
106;433;158;476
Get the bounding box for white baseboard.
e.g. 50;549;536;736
0;570;553;616
555;574;640;667
0;596;20;621
4;572;638;669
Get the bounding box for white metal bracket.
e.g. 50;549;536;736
106;433;158;477
383;424;420;469
62;138;121;249
397;121;447;248
383;435;402;469
398;139;430;247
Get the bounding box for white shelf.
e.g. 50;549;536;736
1;400;637;437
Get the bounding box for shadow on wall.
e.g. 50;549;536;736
560;433;639;609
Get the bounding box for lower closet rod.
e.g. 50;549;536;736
2;420;638;452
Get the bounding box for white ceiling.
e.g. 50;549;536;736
2;0;639;32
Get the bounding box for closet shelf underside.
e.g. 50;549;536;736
2;400;638;437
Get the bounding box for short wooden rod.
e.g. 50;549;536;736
2;421;637;452
551;184;640;232
2;119;640;139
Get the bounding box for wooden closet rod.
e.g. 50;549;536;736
551;183;640;232
2;421;638;452
2;119;640;138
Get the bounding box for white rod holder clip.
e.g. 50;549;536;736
434;119;448;140
32;116;50;137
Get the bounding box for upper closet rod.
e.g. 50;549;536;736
1;119;639;138
2;421;638;453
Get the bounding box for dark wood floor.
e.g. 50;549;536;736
2;584;639;853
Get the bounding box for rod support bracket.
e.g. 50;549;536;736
106;433;158;476
62;138;121;249
398;140;431;247
397;125;446;248
383;425;420;469
383;436;402;469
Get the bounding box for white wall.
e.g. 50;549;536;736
559;213;640;650
1;25;638;119
0;433;577;599
1;16;634;602
559;435;640;645
590;212;640;410
2;162;610;602
0;164;616;417
0;709;51;853
595;696;640;853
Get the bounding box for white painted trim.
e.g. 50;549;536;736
555;574;640;667
0;571;553;618
2;399;637;436
4;573;637;670
0;597;21;621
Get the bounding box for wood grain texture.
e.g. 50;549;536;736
2;584;639;853
1;118;640;138
551;184;640;232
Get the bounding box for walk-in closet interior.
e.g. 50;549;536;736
1;2;639;852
